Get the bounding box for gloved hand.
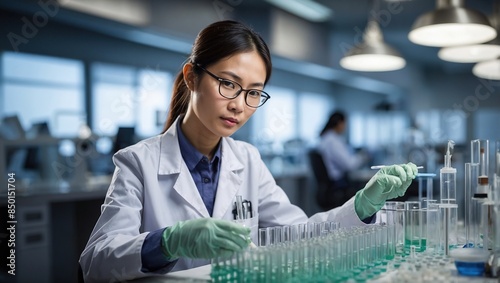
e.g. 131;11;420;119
355;162;418;220
161;218;251;259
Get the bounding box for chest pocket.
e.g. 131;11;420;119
233;212;259;246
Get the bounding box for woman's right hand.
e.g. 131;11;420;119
161;218;251;259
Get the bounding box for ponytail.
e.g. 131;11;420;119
319;111;346;137
163;71;191;133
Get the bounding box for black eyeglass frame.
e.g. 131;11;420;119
195;64;270;108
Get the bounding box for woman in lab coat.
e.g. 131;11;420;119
317;111;369;209
79;20;417;282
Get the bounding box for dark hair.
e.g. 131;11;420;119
320;111;346;136
163;20;272;133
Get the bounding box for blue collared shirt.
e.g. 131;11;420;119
177;121;221;216
141;119;222;273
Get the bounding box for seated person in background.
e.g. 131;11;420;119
317;111;370;207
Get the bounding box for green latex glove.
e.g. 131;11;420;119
355;162;418;220
161;218;251;259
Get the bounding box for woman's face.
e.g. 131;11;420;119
186;51;267;138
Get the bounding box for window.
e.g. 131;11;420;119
416;109;466;145
350;111;410;149
251;85;296;148
298;92;335;145
473;110;500;141
249;86;334;151
473;109;500;176
91;63;172;138
1;52;84;137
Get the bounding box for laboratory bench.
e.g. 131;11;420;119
0;175;111;283
123;262;499;283
0;168;315;283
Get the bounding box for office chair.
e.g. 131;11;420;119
308;149;349;210
308;149;343;210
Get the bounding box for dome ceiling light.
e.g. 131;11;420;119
409;0;496;47
340;0;405;72
473;58;500;80
438;2;500;63
340;21;406;72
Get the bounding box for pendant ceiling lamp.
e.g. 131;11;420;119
438;3;500;63
409;0;496;47
438;38;500;63
340;1;405;72
472;58;500;80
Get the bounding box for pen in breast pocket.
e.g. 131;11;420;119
235;195;244;220
242;200;252;218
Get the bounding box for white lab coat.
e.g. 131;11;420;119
318;129;365;181
79;117;370;282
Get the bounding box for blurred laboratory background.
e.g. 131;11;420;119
0;0;500;282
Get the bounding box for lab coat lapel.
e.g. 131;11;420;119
158;118;209;218
173;167;209;218
212;138;244;219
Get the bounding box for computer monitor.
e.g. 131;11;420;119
113;127;135;154
26;121;51;138
0;115;25;140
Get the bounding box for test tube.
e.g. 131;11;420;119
405;201;424;253
495;140;500;202
493;151;500;280
471;139;490;198
424;200;440;254
497;140;500;175
493;140;500;273
298;223;308;241
440;168;456;204
290;224;300;243
330;221;340;231
479;140;490;179
465;163;480;247
493;200;500;278
281;225;291;243
480;201;495;250
258;228;267;247
382;201;405;257
417;173;436;203
438;203;458;256
268;227;276;246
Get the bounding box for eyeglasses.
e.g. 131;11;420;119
196;64;270;108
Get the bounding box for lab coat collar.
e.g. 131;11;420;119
212;137;244;219
158;116;184;175
158;116;244;219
